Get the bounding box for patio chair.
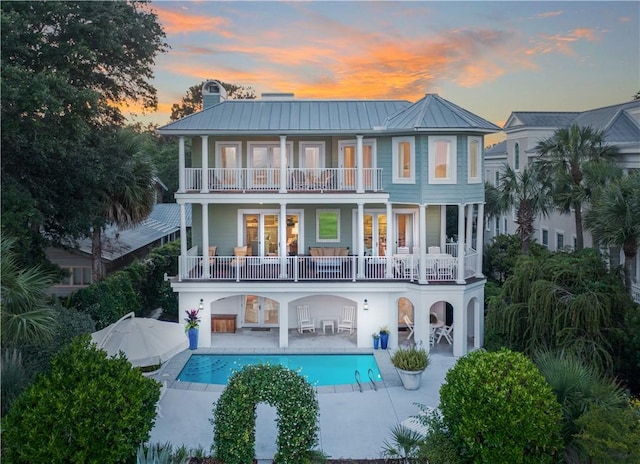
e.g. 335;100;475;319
337;305;356;335
296;305;315;334
402;315;414;340
315;171;334;190
290;171;307;190
436;322;453;345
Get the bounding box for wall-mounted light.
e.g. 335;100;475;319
363;299;369;311
199;299;204;311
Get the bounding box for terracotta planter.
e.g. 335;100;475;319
396;368;424;390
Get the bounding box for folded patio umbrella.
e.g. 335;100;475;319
91;312;188;368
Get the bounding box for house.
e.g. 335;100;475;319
157;80;501;355
484;100;640;302
46;203;192;297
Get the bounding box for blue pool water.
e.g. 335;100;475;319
177;353;382;386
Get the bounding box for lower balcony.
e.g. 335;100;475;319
178;251;480;284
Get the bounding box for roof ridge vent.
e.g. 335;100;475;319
261;92;295;100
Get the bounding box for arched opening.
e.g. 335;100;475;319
429;300;454;352
213;364;319;462
397;297;415;345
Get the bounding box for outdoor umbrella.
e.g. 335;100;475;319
91;312;188;367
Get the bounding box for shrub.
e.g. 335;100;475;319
390;346;430;371
212;363;319;463
415;405;461;464
439;348;564;463
573;404;640;463
2;336;160;463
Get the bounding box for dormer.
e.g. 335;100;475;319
202;80;227;108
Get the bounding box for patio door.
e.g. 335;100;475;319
394;212;417;252
243;211;301;257
363;212;387;256
248;142;293;189
243;295;279;327
339;140;374;189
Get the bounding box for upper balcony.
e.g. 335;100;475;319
182;167;383;193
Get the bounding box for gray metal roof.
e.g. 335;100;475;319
484;140;507;157
75;203;191;262
157;94;500;135
158;99;411;135
505;112;580;129
385;94;501;132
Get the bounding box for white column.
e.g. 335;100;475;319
202;203;210;279
279;202;288;277
476;203;485;277
457;204;465;284
418;204;427;284
279;135;287;193
357;202;365;278
466;204;473;251
356;135;364;193
279;298;290;348
200;136;209;193
385;202;393;278
178;136;185;192
440;205;447;250
179;203;187;281
453;294;467;357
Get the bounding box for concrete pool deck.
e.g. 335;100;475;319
148;329;459;460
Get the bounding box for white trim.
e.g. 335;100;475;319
555;230;565;251
299;141;326;169
428;136;457;184
247;141;293;168
237;208;304;255
467;137;482;184
215;141;242;168
392;136;415;184
338;138;377;168
541;227;549;248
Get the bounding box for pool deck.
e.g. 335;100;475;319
148;329;459;460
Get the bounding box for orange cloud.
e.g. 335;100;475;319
153;6;233;37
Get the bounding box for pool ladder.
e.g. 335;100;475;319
354;369;378;393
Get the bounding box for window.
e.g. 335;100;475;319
215;142;242;168
572;235;577;250
495;170;500;187
541;228;549;247
556;232;565;250
514;142;520;171
392;136;415;183
495;217;500;235
467;137;481;183
299;142;325;169
504;217;508;233
428;136;457;184
61;267;92;287
316;209;340;242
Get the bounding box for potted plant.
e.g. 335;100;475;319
379;326;390;349
390;345;430;390
185;308;201;350
372;332;381;350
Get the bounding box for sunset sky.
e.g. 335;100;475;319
136;1;639;144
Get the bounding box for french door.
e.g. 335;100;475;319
363;212;387;256
339;140;375;189
394;212;417;253
242;211;301;257
248;142;293;189
243;295;279;327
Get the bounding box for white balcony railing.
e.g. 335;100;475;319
178;253;469;283
183;167;383;192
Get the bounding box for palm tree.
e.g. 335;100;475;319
0;236;57;345
535;124;619;251
485;164;552;253
585;171;640;294
91;130;155;281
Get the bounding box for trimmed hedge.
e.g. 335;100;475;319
439;348;564;463
212;364;319;463
2;336;161;463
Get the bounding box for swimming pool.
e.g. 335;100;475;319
177;353;382;386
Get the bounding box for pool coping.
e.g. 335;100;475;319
151;347;403;394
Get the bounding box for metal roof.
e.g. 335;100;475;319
505;112;579;129
75;203;192;262
385;94;501;132
157;94;500;135
158;99;410;135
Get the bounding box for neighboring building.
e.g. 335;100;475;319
158;80;501;355
47;203;192;297
485;100;640;302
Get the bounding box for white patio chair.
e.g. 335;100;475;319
296;305;315;334
337;305;356;335
436;322;453;345
402;315;414;340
